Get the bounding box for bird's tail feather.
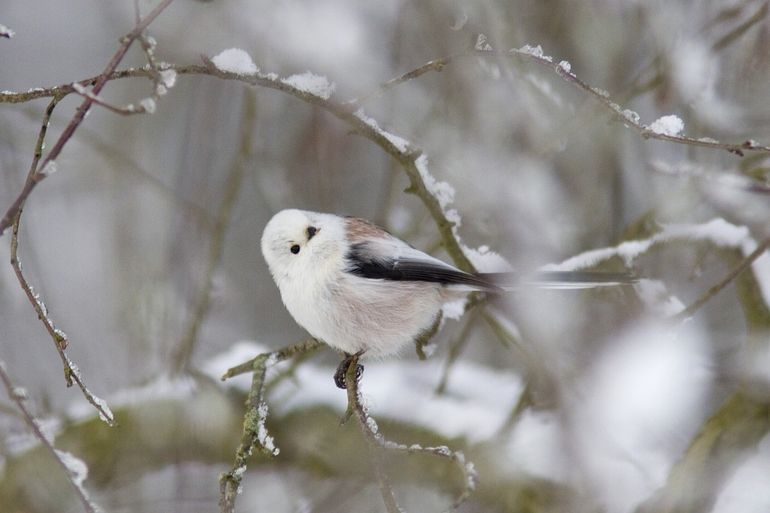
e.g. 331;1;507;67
478;271;638;290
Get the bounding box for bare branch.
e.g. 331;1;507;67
9;97;115;425
70;82;152;115
218;339;322;513
0;0;176;236
344;354;478;511
0;361;102;513
673;238;770;320
221;339;322;381
344;353;403;513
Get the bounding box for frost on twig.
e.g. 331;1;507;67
0;362;103;513
218;339;322;513
542;218;770;318
507;43;770;155
0;0;176;237
8;97;115;425
344;354;477;512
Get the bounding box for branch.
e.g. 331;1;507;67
0;0;176;236
673;238;770;320
0;361;102;513
344;353;478;512
9;97;114;425
218;339;322;513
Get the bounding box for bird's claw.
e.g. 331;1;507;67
334;354;364;389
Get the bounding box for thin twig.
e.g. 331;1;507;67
221;339;322;381
673;238;770;320
344;353;403;513
0;0;176;236
0;361;102;513
70;83;149;115
9;97;115;425
345;354;478;511
171;90;254;374
345;54;460;106
712;1;768;52
218;339;322;513
435;312;477;395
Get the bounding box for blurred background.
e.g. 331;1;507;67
1;0;770;512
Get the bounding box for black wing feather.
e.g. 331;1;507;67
346;242;499;290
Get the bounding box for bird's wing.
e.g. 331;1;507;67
344;238;499;290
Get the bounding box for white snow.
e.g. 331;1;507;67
475;34;493;51
40;160;59;176
461;244;514;273
503;409;564;480
714;433;770;513
415;155;455;212
648;115;684;136
557;60;572;73
159;69;177;88
441;298;467;320
211;48;259;76
139;97;156;114
516;44;553;62
570;321;711;513
621;109;640;124
543;218;751;270
206;343;524;443
256;400;279;456
282;72;335;99
55;449;89;486
670;38;713;104
353;109;410;152
634;279;685;316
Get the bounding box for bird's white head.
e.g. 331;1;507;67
260;209;347;284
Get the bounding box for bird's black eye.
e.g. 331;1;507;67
306;226;318;240
290;244;300;254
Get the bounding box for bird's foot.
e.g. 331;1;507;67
334;351;364;389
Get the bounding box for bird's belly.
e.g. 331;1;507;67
282;277;442;357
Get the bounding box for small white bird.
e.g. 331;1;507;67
261;209;635;388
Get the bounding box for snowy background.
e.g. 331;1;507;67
2;1;770;512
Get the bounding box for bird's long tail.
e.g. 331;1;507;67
478;271;639;290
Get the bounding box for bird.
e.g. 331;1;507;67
260;208;636;388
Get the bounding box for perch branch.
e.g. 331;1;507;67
345;353;478;512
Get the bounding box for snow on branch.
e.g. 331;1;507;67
542;218;770;318
0;361;103;513
506;42;770;155
217;339;322;513
0;0;177;237
343;353;477;512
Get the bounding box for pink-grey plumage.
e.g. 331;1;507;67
261;209;636;360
